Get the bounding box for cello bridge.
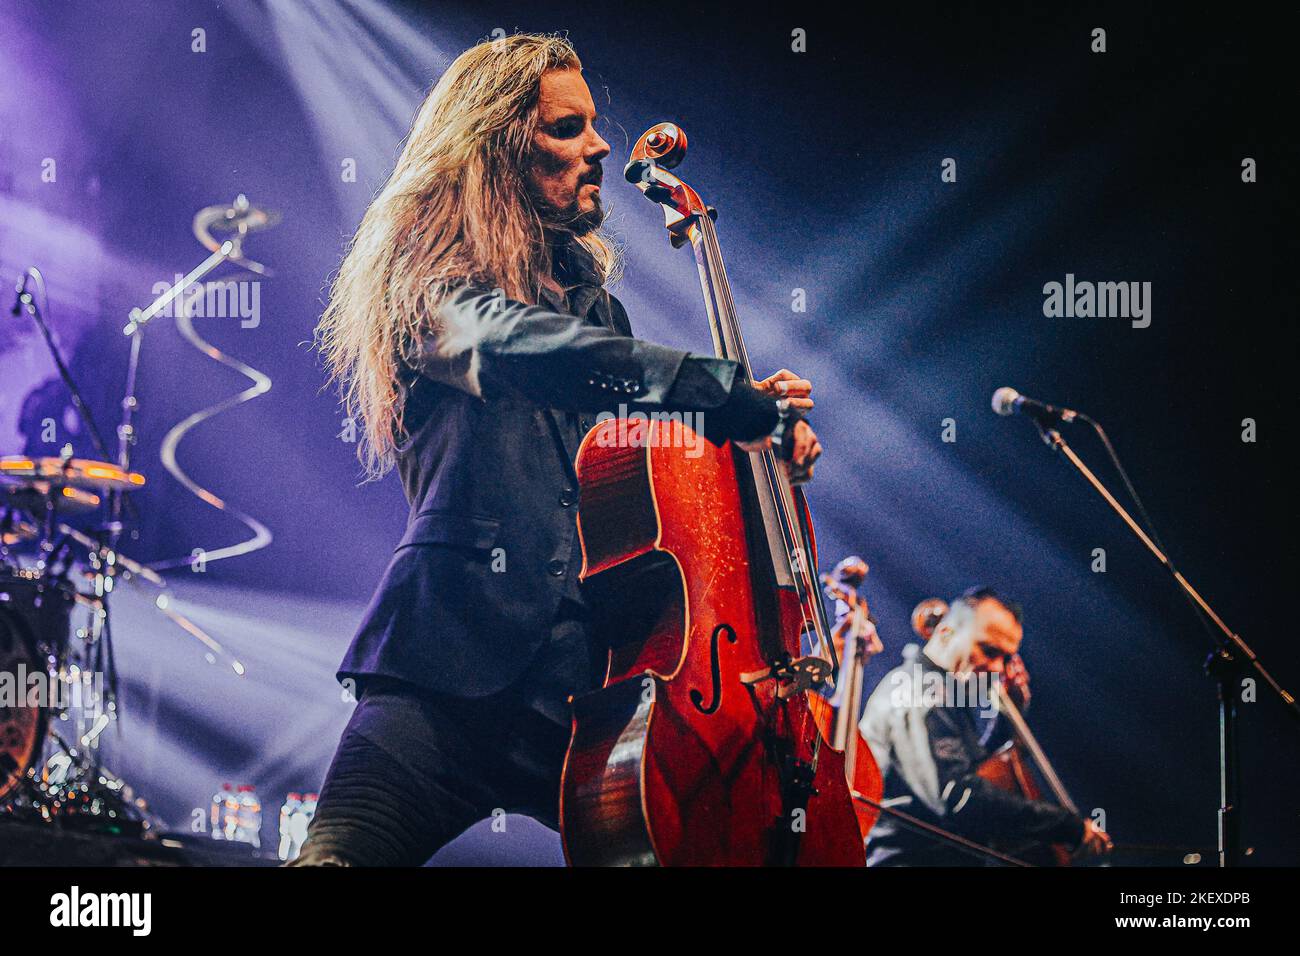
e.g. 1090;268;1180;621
740;654;832;699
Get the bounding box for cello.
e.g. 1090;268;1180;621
911;598;1078;866
559;123;864;866
812;556;885;839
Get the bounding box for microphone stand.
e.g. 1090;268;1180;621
1031;419;1299;868
115;240;236;543
11;268;115;464
11;267;132;727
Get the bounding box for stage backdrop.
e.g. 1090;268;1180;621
1;1;1294;864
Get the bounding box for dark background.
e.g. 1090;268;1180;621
0;1;1294;863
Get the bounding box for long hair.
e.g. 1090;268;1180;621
315;33;618;478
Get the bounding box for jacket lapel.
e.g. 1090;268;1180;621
537;283;586;477
540;242;621;472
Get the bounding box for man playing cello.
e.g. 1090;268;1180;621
859;587;1112;865
298;33;822;866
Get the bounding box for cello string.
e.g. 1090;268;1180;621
697;217;832;658
695;220;820;660
694;214;833;773
995;684;1079;815
706;218;829;644
694;214;834;761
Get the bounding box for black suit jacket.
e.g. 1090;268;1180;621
338;243;768;698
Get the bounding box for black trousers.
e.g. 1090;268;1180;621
294;599;600;866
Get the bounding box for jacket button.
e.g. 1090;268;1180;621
547;559;566;577
559;487;576;507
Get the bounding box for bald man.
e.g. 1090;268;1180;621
859;587;1110;866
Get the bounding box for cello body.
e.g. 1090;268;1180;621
811;566;885;840
560;417;864;866
807;690;884;841
977;741;1073;867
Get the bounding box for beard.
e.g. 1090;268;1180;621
533;189;604;236
527;160;605;236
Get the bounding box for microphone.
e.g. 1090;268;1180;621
991;386;1079;425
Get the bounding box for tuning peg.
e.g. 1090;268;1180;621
645;183;674;205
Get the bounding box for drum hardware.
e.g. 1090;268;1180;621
2;194;276;826
1;511;38;547
1;739;161;838
59;521;245;676
0;459;205;826
1;573;74;803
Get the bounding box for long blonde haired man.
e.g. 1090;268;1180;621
297;33;821;865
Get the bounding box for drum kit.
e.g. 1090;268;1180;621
0;455;157;833
1;195;277;836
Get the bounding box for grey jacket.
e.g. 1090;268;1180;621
860;652;1083;865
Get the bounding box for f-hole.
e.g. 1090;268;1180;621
690;623;738;715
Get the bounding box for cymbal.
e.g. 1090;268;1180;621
193;193;281;276
193;194;282;239
2;483;102;517
0;457;145;493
